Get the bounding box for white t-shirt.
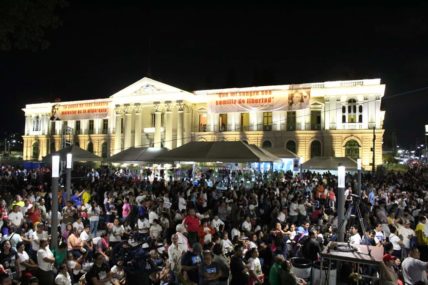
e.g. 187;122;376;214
17;251;30;271
248;257;263;276
37;247;54;271
350;233;362;245
389;233;401;251
402;257;428;285
149;211;159;224
289;203;298;216
73;221;84;232
80;230;90;242
242;221;252;232
399;227;415;249
298;204;307;216
31;231;48;251
8;211;24;227
109;225;125;242
55;272;72;285
149;223;162;239
178;197;187;212
137;218;150;234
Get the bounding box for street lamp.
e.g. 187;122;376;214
51;155;60;249
337;165;346;242
66;153;73;201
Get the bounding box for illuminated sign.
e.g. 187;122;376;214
207;89;310;113
51;101;110;120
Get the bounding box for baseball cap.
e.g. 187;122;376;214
383;254;397;262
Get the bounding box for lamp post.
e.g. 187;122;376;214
66;153;72;201
51;155;60;249
337;165;346;242
357;159;362;197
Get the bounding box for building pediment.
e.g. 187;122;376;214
109;77;191;98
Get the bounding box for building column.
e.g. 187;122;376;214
177;101;184;147
124;104;133;149
164;101;173;149
154;102;162;148
134;104;142;147
114;105;123;154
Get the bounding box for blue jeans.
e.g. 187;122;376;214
90;220;99;237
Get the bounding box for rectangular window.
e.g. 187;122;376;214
88;120;94;134
75;121;81;134
121;118;124;134
342;115;346;123
358;114;363;123
102;119;108;134
263;112;272;131
311;111;321;130
240;113;250;131
286;111;296;131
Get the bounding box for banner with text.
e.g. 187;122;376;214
51;101;110;121
207;89;311;113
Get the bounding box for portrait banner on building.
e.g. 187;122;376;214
207;89;311;113
51;100;110;121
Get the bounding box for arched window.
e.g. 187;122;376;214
262;140;272;148
345;140;360;160
87;142;94;153
286;140;297;153
101;142;108;158
310;140;322;158
32;142;40;160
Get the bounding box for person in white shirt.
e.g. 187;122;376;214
349;225;362;245
109;218;125;245
221;232;233;255
211;216;225;232
8;205;24;228
374;223;385;245
137;215;150;241
72;218;85;233
178;194;187;212
242;216;252;234
37;239;55;285
288;198;299;224
388;225;403;259
17;242;38;273
277;208;287;224
148;209;159;225
398;220;416;256
231;226;241;241
30;223;48;252
150;220;163;240
55;263;72;285
402;247;428;285
168;234;185;277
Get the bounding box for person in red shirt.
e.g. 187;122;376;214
183;208;200;246
198;219;216;245
26;203;42;224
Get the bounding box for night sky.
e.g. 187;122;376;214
1;1;428;148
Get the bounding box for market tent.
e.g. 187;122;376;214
262;147;298;159
154;141;280;163
106;147;169;163
42;145;102;163
301;156;357;171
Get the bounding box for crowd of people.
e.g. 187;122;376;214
0;163;426;285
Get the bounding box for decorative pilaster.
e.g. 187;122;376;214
114;105;124;154
124;104;133;149
154;102;162;148
176;100;184;147
134;104;142;147
164;101;173;149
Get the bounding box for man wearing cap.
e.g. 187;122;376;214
379;254;399;285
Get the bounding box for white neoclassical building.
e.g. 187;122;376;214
22;77;385;170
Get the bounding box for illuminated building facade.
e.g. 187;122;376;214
22;77;385;170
